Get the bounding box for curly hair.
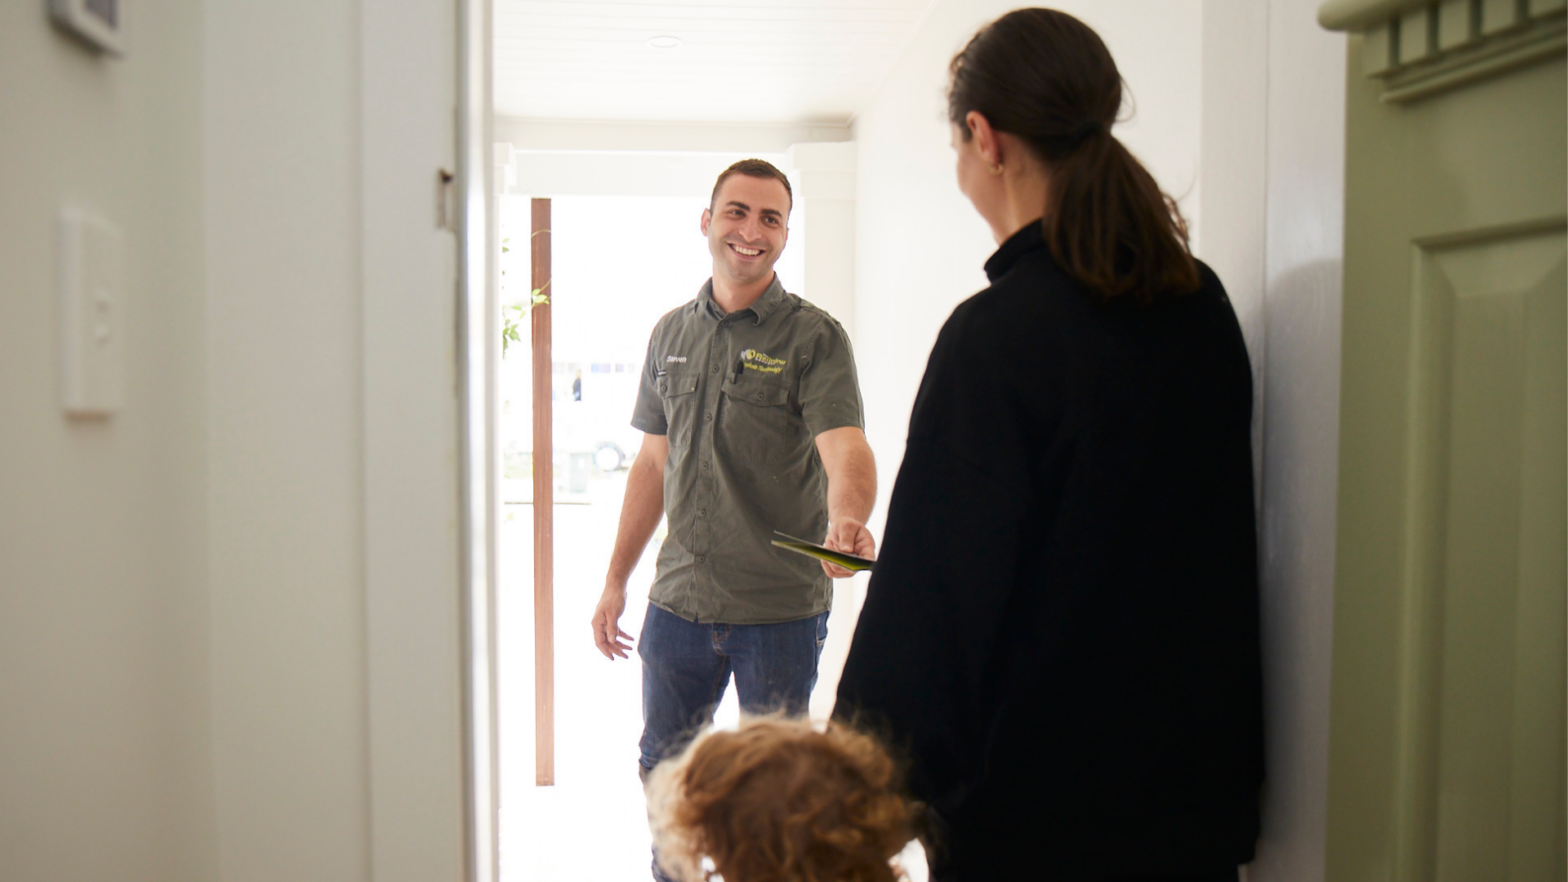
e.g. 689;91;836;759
647;718;918;882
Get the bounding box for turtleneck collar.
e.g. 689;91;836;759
983;219;1048;283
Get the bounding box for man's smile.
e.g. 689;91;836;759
727;242;765;258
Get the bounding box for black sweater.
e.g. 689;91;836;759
834;224;1263;879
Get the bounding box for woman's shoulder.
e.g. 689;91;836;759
1190;258;1238;314
935;248;1105;371
916;253;1078;408
936;250;1241;352
949;247;1076;331
1178;259;1249;346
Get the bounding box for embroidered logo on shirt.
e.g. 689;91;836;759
665;355;688;363
740;349;786;375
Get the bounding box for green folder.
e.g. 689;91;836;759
770;531;876;572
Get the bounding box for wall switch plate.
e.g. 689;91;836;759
49;0;128;56
58;207;124;417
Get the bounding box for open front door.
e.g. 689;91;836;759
1322;4;1566;880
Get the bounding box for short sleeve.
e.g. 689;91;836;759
630;332;668;435
797;317;864;436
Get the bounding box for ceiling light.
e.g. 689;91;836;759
647;35;682;49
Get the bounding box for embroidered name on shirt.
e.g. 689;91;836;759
665;355;688;363
741;349;787;375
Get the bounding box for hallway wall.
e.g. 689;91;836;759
1200;3;1346;879
204;0;374;879
3;2;459;879
205;2;468;879
0;4;216;881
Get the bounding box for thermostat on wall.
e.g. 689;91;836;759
50;0;127;56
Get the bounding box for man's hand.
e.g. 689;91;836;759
814;426;877;579
591;585;635;660
821;517;876;579
593;433;667;660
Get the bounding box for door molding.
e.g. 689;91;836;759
1322;0;1566;103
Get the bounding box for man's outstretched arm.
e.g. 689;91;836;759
591;433;669;659
814;426;877;579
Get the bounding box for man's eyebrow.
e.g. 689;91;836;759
723;200;787;219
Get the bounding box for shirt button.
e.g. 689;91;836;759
701;461;709;469
755;392;764;401
698;509;707;518
705;412;713;421
710;364;718;373
696;555;707;564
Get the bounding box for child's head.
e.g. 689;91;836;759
647;717;917;882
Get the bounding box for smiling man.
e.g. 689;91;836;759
590;160;875;863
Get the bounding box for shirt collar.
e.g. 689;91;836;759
983;219;1048;282
696;274;789;325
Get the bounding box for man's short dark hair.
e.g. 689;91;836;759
709;159;793;213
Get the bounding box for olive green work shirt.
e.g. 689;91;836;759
632;276;864;624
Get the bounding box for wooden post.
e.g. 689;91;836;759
530;197;554;786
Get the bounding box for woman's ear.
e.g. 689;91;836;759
965;111;1001;166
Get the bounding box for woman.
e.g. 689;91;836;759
833;9;1263;882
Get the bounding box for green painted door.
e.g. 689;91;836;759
1322;2;1566;880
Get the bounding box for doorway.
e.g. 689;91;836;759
496;182;808;882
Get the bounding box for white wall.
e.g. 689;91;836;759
1200;2;1347;881
362;2;468;881
0;4;216;882
851;0;1204;536
786;141;860;340
4;1;468;879
204;0;373;878
202;0;468;877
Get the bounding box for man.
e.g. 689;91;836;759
590;159;876;792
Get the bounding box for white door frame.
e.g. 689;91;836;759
361;0;498;879
457;0;501;879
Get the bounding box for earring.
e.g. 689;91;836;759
988;162;1004;175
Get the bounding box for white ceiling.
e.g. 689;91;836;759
494;0;939;124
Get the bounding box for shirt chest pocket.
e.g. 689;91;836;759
718;376;800;463
722;376;790;408
657;372;700;443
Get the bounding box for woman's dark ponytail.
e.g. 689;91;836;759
949;9;1198;301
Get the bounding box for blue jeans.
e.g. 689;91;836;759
637;602;829;773
638;603;828;882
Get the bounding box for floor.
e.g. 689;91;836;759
497;472;691;882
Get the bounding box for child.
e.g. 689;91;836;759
646;718;918;882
